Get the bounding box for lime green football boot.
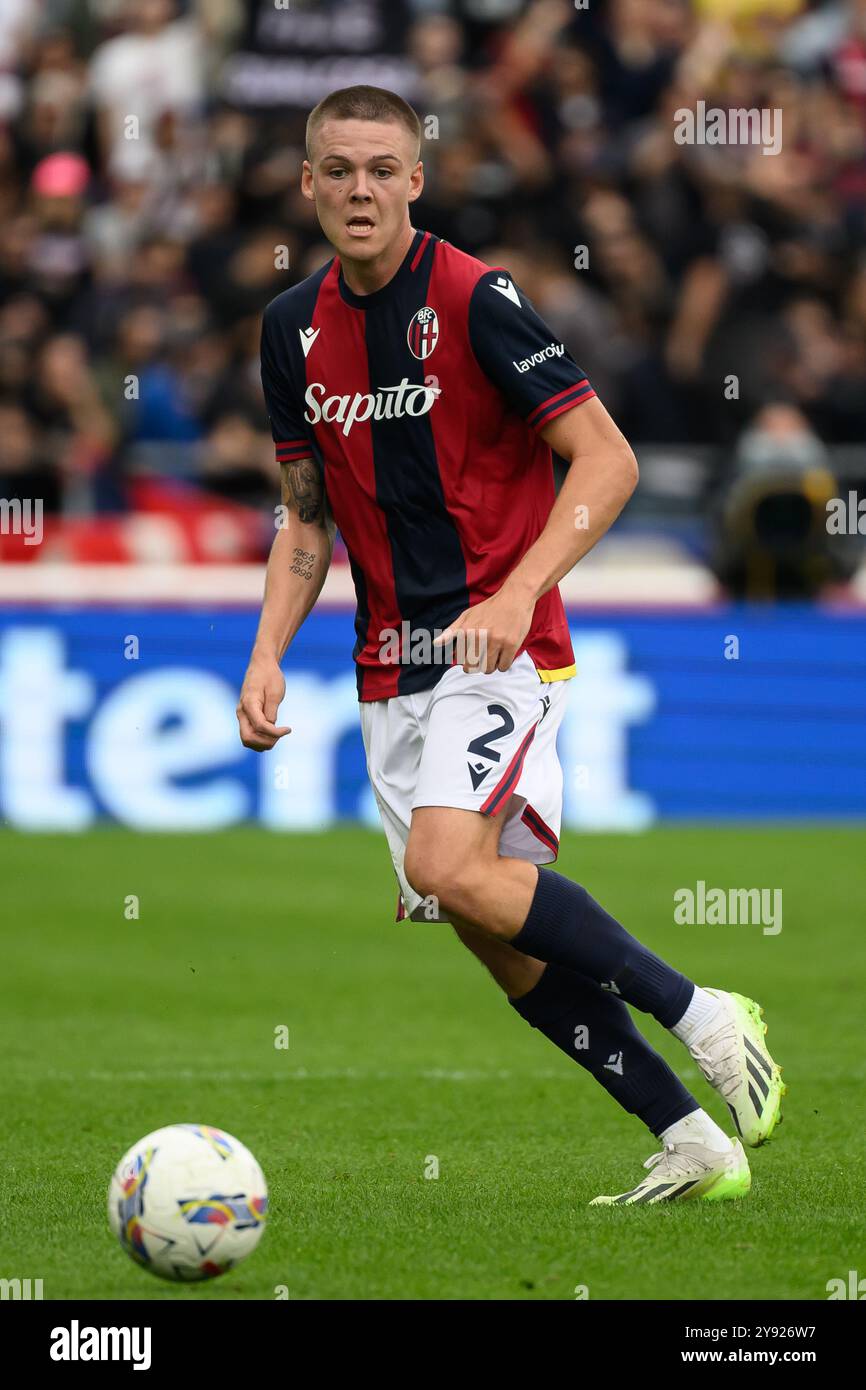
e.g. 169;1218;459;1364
589;1137;751;1206
688;990;787;1146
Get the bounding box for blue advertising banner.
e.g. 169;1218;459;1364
0;605;863;829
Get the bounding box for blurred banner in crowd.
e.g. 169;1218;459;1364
1;601;864;831
223;0;418;110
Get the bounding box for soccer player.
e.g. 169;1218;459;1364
237;85;785;1205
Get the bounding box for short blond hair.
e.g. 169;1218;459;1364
306;85;422;163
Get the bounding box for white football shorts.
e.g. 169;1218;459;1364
358;651;571;923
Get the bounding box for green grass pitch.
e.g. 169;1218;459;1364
0;825;863;1301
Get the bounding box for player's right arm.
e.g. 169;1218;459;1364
237;303;334;752
237;460;335;751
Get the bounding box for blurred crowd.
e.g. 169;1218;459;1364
1;0;865;541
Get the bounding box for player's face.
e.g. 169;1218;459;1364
303;119;423;261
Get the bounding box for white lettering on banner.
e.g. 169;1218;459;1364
260;672;359;828
255;5;380;50
0;629;93;828
560;632;656;830
87;670;247;829
0;624;661;832
222;55;416;111
304;379;441;436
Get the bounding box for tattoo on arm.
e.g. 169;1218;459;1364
281;458;324;525
289;546;316;581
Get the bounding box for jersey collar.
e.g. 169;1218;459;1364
336;227;427;309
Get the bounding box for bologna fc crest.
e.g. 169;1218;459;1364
407;306;439;360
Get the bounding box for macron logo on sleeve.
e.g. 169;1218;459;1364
490;275;521;307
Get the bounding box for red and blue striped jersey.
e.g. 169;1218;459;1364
260;227;596;700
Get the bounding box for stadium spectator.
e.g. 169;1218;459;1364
0;0;862;555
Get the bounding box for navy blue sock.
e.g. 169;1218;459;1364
510;962;697;1135
511;867;694;1028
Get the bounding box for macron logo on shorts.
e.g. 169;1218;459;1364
468;761;491;791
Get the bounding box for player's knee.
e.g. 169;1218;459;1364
403;848;444;903
404;845;466;908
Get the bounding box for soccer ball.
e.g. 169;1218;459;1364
107;1124;268;1281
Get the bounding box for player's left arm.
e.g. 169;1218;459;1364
438;397;637;673
436;268;639;673
505;394;639;604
